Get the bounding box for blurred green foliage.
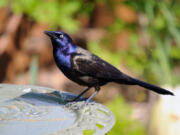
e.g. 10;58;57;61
0;0;94;32
1;0;179;86
106;96;145;135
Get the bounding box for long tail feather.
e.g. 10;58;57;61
129;77;174;95
115;74;174;95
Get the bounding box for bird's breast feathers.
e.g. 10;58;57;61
54;49;71;70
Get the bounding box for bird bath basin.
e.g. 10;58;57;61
0;84;115;135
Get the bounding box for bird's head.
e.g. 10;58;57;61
44;31;73;49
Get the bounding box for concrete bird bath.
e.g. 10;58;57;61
0;84;115;135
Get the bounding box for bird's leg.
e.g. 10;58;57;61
71;87;92;101
81;86;100;107
67;87;100;110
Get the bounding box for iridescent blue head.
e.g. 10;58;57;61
44;30;77;54
44;30;77;70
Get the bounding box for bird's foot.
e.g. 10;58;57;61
65;101;84;110
65;101;95;110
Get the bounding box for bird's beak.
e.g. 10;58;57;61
44;31;56;38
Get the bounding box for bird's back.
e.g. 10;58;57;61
71;47;132;84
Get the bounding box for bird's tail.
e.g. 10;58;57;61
115;75;174;96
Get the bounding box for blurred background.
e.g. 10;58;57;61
0;0;180;135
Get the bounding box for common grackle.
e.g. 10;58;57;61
44;30;174;106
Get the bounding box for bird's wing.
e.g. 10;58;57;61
71;48;125;80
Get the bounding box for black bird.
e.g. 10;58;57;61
44;30;174;106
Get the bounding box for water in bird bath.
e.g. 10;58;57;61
0;84;115;135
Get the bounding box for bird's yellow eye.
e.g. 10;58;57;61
59;34;64;39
